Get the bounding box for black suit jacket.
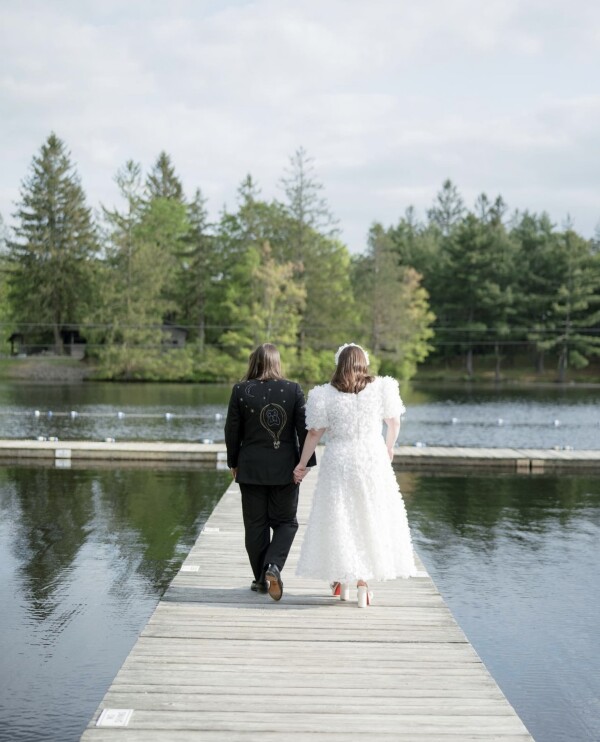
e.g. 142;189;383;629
224;378;316;485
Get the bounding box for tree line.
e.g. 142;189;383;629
387;182;600;381
0;133;598;382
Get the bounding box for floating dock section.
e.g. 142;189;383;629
1;439;599;473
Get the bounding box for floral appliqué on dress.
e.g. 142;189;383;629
297;376;417;582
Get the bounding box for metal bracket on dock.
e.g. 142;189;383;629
216;451;229;470
54;448;72;469
517;459;545;474
96;709;133;727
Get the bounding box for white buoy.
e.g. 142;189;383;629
34;410;41;418
497;418;504;426
201;438;214;444
165;412;173;421
117;411;125;419
554;419;560;427
70;410;78;418
214;413;223;421
451;417;459;424
47;411;53;418
414;441;427;448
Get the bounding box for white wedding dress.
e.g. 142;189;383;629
296;376;417;582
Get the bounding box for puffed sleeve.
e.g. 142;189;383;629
381;376;406;419
305;385;328;430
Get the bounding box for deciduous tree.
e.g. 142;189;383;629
354;223;434;379
220;241;305;363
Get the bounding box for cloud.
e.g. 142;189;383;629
0;0;599;247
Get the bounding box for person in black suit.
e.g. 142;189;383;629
224;343;315;601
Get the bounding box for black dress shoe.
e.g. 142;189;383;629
265;563;283;601
251;579;268;593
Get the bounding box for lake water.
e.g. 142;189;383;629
402;471;600;742
0;465;598;741
1;381;599;449
0;466;230;742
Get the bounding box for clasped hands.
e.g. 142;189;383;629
231;465;309;484
293;464;310;484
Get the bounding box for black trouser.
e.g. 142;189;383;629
239;482;299;581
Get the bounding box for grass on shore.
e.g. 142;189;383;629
0;356;92;382
416;359;600;385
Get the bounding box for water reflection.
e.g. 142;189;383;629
0;466;229;742
401;472;600;742
3;469;94;621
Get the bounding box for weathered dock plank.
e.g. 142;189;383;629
81;474;534;741
85;734;533;742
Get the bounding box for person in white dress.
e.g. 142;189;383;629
293;343;417;607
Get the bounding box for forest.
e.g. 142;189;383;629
0;133;598;383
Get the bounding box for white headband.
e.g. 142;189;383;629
334;343;370;366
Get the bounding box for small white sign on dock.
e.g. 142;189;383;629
96;708;133;727
202;526;220;533
180;564;199;572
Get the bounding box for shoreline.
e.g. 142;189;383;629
2;356;600;388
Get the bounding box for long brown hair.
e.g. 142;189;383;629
331;345;374;393
242;343;283;381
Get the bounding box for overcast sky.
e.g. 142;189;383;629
1;0;599;251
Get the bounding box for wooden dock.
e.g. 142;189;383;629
1;438;600;473
81;473;534;741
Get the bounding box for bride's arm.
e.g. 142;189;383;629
384;416;400;461
294;428;326;481
299;428;325;467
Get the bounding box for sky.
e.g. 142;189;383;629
1;0;599;251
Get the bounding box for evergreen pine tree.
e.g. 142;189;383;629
8;133;98;353
0;213;12;333
177;188;219;350
279;147;341;355
145;151;185;201
427;179;465;237
142;152;189;324
436;214;509;377
279;146;339;263
551;227;600;380
510;212;562;373
0;212;8;254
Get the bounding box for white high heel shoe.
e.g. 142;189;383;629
357;585;373;608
